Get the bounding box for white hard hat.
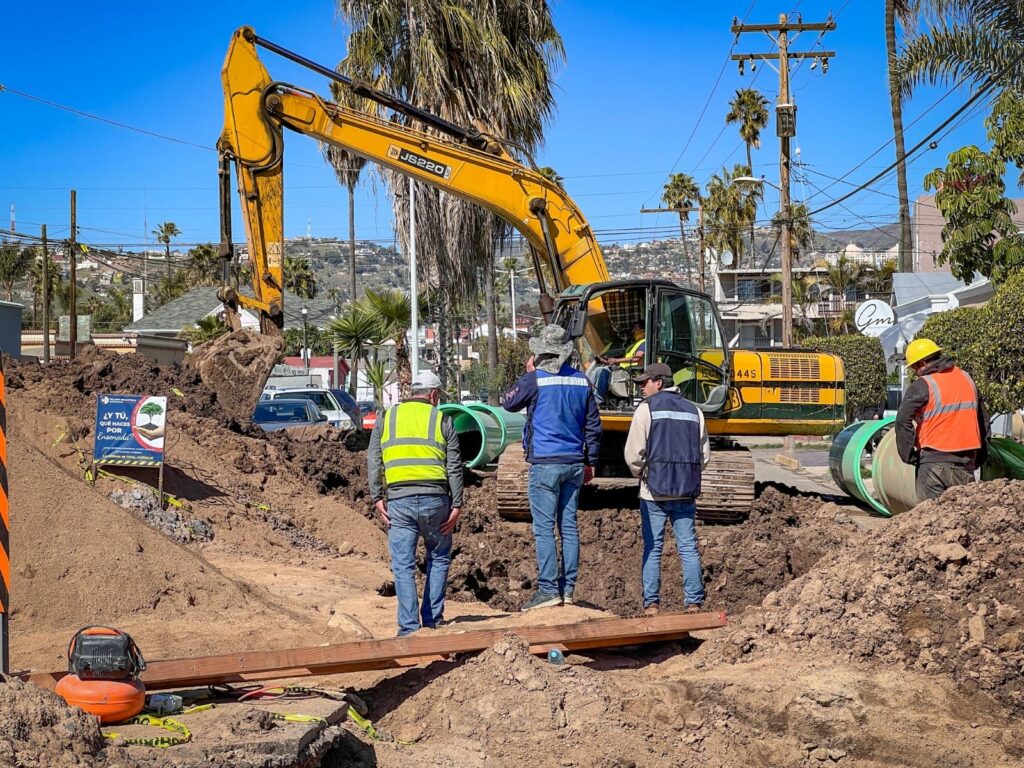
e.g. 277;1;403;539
411;371;443;390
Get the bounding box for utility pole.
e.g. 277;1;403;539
41;225;50;364
639;206;705;293
69;190;78;360
732;12;835;349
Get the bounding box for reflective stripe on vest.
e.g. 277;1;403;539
381;401;447;485
620;338;646;369
644;390;702;498
916;367;982;453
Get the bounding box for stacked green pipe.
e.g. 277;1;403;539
437;403;524;469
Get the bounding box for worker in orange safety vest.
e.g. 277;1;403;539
895;338;989;502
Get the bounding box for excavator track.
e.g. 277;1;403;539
495;443;755;523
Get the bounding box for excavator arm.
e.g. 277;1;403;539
217;26;608;333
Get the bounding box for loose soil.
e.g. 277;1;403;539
6;347;1024;767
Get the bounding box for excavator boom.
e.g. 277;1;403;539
217;26;607;331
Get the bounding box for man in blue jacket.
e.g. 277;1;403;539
504;324;602;611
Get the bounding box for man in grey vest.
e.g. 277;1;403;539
624;363;710;615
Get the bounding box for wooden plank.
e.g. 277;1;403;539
23;612;726;691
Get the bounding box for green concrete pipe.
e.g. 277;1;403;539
828;417;895;517
438;404;506;469
465;403;526;446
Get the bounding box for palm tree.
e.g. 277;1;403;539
899;2;1024;97
322;117;367;304
771;202;813;264
283;256;318;299
360;288;414;395
329;302;379;397
31;251;60;329
336;0;565;398
887;0;918;273
821;253;864;326
364;359;391;408
725;88;771;174
661;173;702;285
704;164;763;266
0;242;35;301
537;166;565;189
186;243;221;286
726;88;770;264
863;257;899;297
771;272;820;336
182;315;230;345
152;222;181;285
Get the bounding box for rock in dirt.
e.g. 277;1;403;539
185;330;283;424
0;677;140;768
699;479;1024;714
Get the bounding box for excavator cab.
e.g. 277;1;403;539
557;280;731;415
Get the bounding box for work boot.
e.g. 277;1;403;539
684;604;703;614
521;592;563;612
643;604;660;617
562;591;575;606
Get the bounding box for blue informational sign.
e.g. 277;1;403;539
93;394;167;467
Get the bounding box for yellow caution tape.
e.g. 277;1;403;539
269;711;327;725
104;714;192;748
183;703;216;715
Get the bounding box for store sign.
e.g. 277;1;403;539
854;300;895;338
93;394;167;467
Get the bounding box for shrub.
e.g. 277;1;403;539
921;270;1024;413
801;334;887;423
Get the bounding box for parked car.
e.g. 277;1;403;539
328;388;364;429
262;387;354;429
252;399;328;432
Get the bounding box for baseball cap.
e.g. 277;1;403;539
631;362;673;383
411;371;443;390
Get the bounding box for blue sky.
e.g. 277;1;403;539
0;1;990;252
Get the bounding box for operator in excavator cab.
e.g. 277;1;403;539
587;320;647;406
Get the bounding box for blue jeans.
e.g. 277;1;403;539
386;494;452;636
528;463;583;596
640;498;704;608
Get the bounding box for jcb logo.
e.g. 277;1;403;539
387;145;452;180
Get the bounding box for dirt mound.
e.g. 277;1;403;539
186;330;283;424
448;481;860;616
8;420;336;671
700;479;1024;713
0;677;139;768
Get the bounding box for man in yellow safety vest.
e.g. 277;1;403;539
599;320;647;369
368;372;463;636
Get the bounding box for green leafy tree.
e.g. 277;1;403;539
88;288;132;331
152;222;181;285
0;242;35;301
139;401;164;429
181;315;230;346
283;256;318;299
923;145;1024;282
283;326;333;357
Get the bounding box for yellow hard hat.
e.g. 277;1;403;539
906;338;942;366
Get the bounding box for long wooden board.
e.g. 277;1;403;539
24;612;726;691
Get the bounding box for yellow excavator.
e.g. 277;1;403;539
216;27;845;521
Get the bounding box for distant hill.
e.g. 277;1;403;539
815;222;899;251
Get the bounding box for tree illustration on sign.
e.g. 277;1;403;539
139;401;164;430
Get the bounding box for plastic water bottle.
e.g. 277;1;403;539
147;693;183;715
547;648;565;665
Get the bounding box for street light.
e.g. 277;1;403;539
300;305;309;372
735;175;794;349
